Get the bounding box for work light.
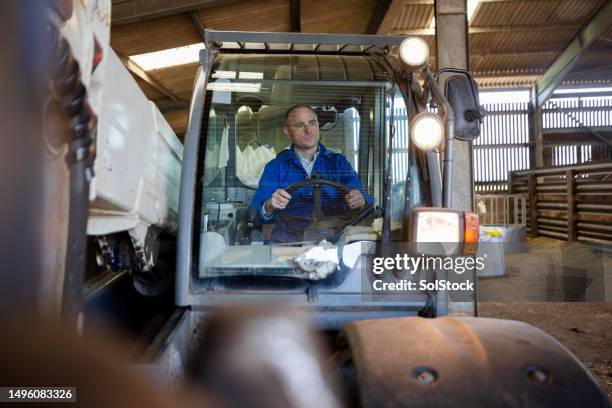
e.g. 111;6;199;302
410;112;444;150
398;36;429;70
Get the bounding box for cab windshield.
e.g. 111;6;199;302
194;53;425;283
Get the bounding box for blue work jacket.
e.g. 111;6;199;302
250;143;373;229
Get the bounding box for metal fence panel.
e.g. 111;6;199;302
474;93;612;193
474;101;530;193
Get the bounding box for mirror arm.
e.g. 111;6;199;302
425;68;454;209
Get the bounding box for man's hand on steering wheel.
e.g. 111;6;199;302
266;178;373;242
345;189;365;210
264;188;292;216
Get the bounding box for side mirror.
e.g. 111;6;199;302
440;69;486;141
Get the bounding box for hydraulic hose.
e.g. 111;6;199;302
48;19;97;327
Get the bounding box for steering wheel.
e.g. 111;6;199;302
277;175;373;242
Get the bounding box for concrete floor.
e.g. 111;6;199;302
478;237;612;399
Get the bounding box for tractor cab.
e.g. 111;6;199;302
175;31;482;326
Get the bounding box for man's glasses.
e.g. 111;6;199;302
289;120;318;130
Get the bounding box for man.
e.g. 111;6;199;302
250;105;373;241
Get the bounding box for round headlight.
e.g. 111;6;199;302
410;112;444;150
399;37;429;70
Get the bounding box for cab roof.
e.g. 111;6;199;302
204;30;407;55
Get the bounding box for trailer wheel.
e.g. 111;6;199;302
133;260;171;297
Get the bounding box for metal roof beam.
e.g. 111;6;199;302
159;100;191;113
543;126;612;135
472;48;612;58
475;48;612;58
367;0;393;35
116;52;181;102
391;24;583;36
477;0;568;3
204;30;406;47
383;0;562;3
111;0;242;26
474;69;544;77
534;0;612;107
396;0;562;3
188;11;206;42
290;0;301;32
471;48;559;57
471;24;582;34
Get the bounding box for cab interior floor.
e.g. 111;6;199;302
478;237;612;399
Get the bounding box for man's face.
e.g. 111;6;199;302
283;107;320;150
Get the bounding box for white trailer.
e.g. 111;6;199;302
42;0;182;318
87;48;183;294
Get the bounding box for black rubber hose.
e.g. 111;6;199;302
62;156;91;323
47;29;97;326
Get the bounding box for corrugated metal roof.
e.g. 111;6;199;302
134;78;166;101
163;110;189;136
553;0;607;23
574;49;612;68
472;52;557;74
471;0;605;27
477;74;612;89
195;0;291;32
382;2;434;32
150;63;199;100
563;76;612;85
112;14;200;56
591;24;612;49
470;29;577;54
476;75;541;89
566;51;612;87
471;0;561;27
301;0;377;34
109;0;612;136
